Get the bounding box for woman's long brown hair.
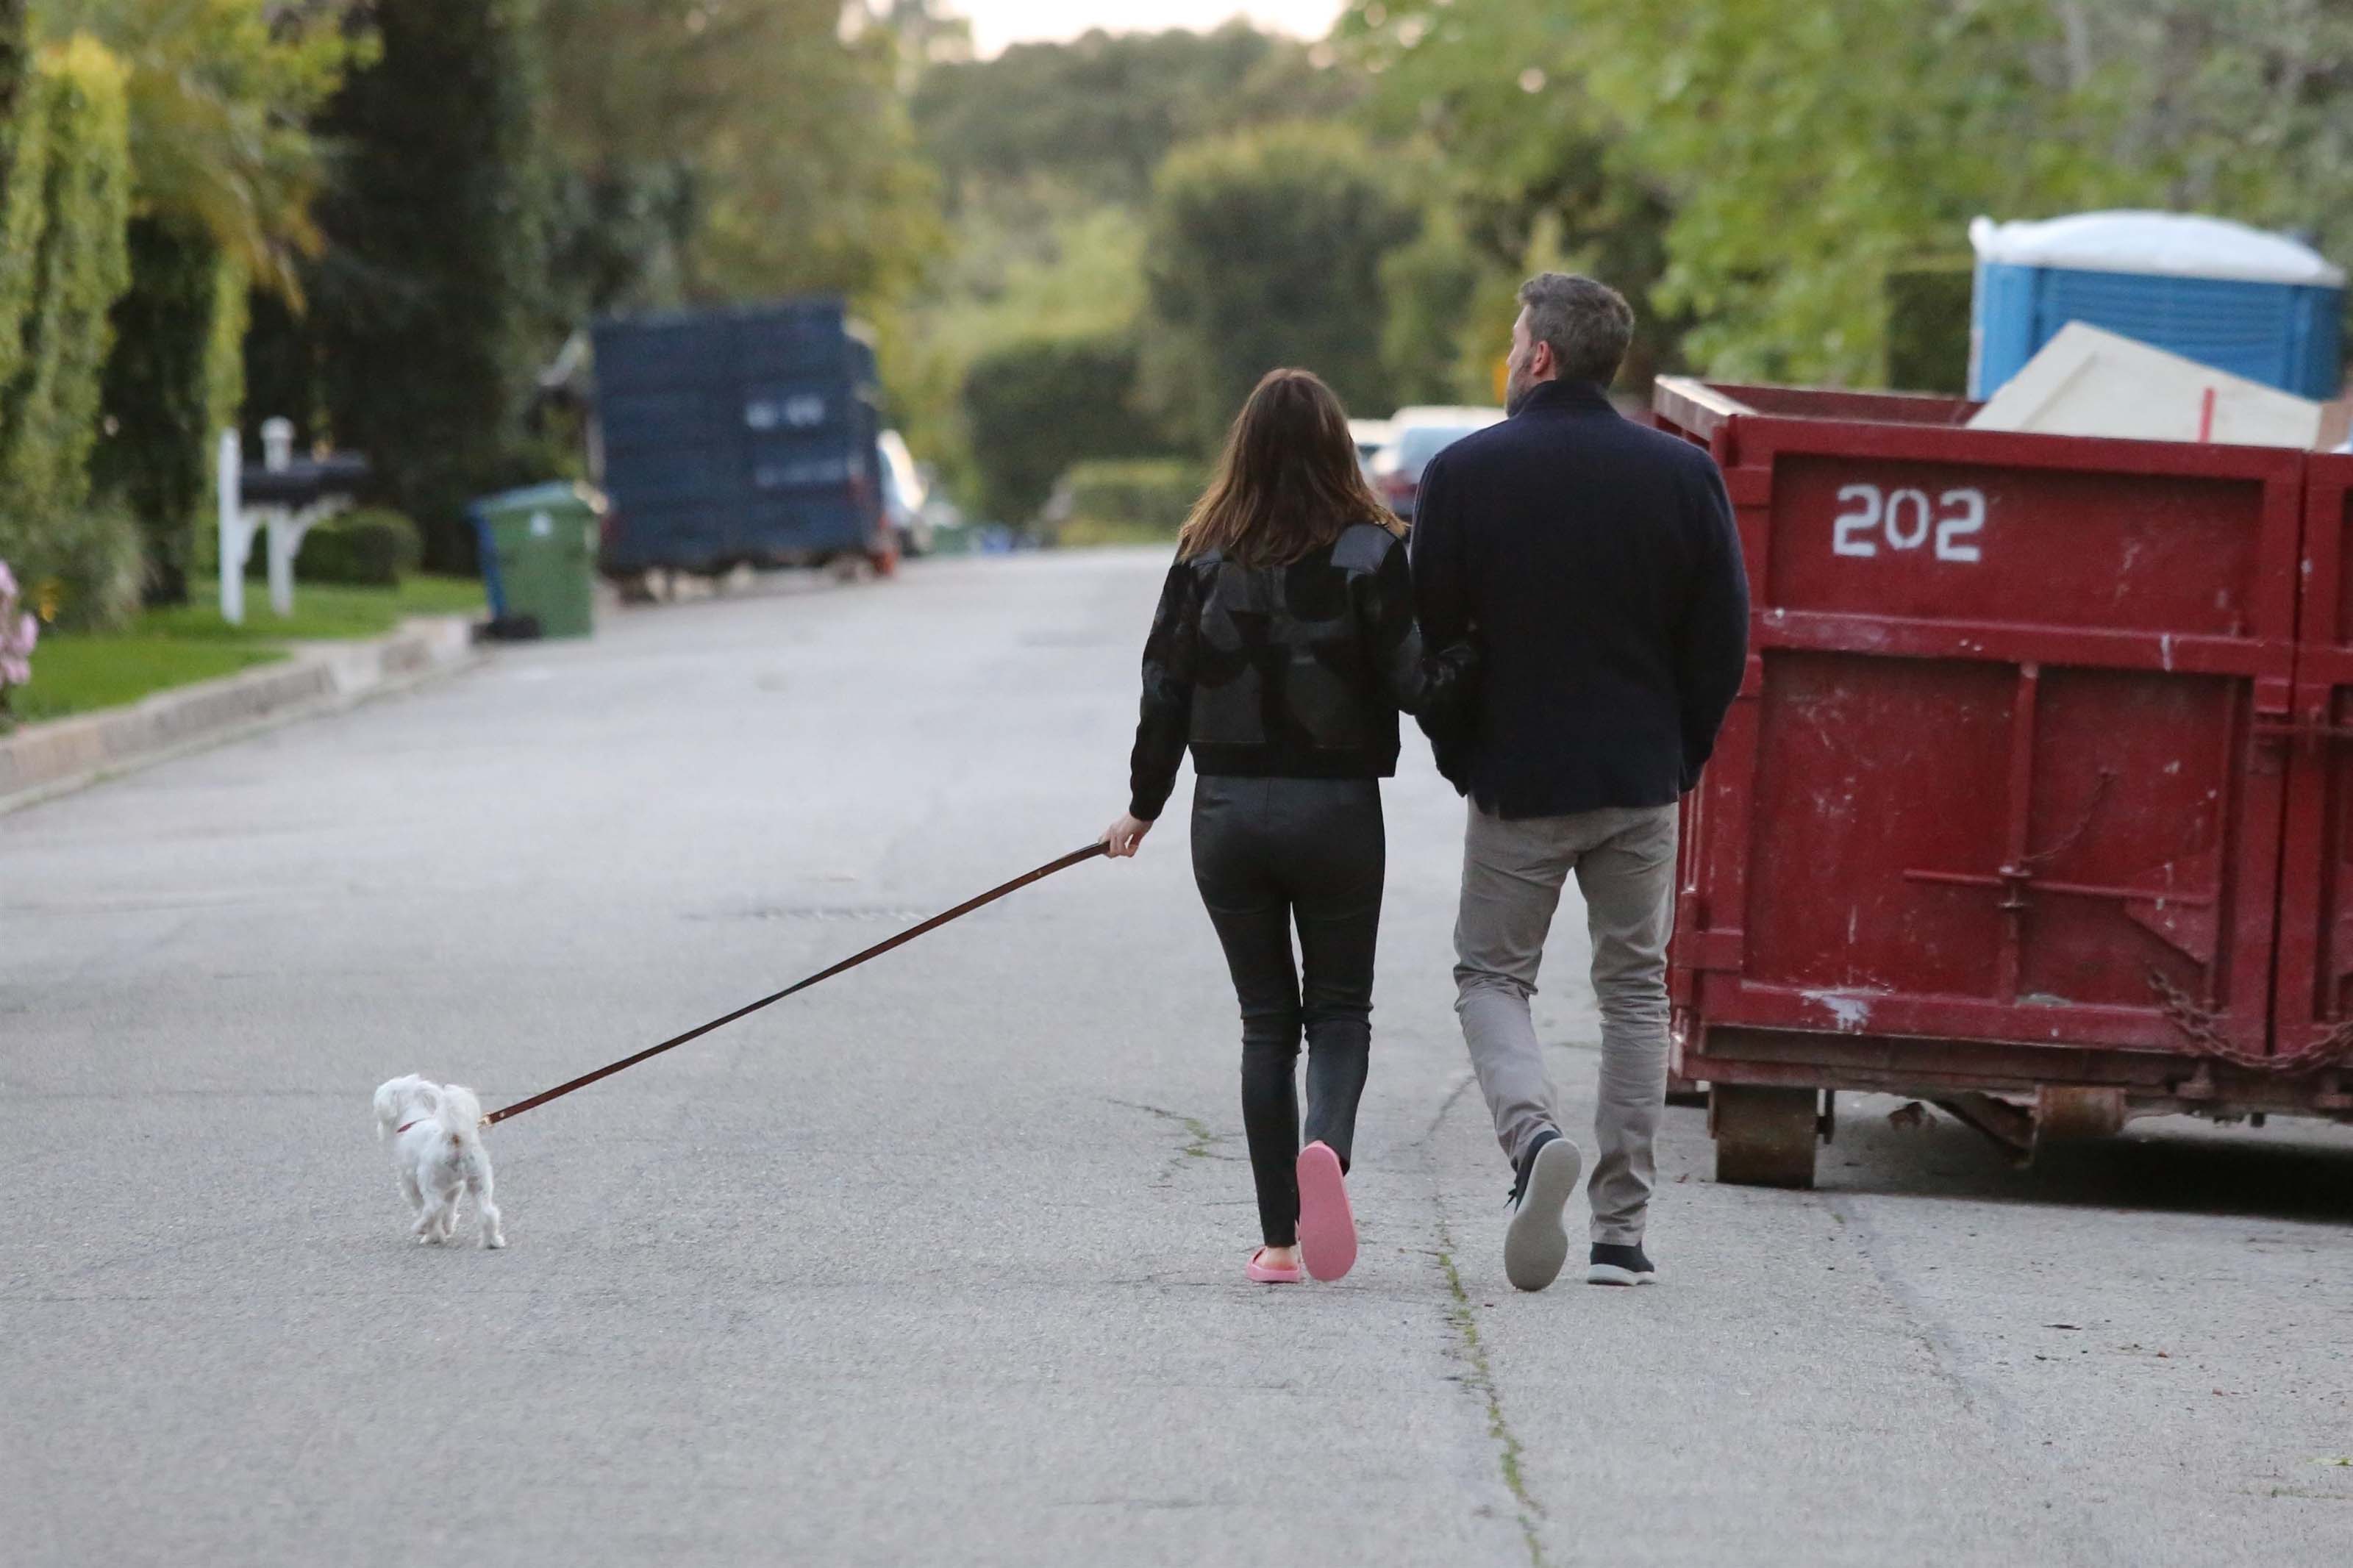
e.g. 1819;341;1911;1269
1176;368;1401;566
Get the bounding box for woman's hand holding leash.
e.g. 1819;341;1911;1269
1101;812;1153;858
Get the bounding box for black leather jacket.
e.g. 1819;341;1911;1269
1127;521;1479;820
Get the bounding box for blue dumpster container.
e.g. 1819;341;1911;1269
591;299;888;577
1970;212;2346;400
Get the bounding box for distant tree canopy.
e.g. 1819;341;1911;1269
912;24;1364;207
893;24;1371;518
1143;123;1418;451
540;0;939;317
1343;0;2353;389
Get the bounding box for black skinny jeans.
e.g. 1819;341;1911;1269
1190;775;1385;1247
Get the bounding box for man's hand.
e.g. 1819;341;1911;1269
1101;812;1154;858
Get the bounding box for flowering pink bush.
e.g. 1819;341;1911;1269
0;560;37;701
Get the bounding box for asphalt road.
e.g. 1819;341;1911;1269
4;548;2349;1567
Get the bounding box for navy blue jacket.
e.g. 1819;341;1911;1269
1409;378;1749;818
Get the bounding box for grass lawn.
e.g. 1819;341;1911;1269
4;576;487;728
145;574;490;642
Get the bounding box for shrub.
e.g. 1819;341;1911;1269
9;491;146;631
0;556;37;727
1049;458;1202;548
961;333;1172;524
245;507;421;587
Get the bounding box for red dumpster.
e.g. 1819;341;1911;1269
1652;377;2353;1186
2282;454;2353;1073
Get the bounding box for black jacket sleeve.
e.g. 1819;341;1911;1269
1405;454;1478;792
1357;533;1477;720
1675;459;1750;791
1127;558;1199;820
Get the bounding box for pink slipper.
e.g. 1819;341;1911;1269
1246;1247;1302;1284
1295;1140;1357;1281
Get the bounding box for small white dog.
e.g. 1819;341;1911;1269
374;1074;505;1248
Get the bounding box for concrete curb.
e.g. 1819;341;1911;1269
0;616;482;815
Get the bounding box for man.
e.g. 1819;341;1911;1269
1410;273;1749;1292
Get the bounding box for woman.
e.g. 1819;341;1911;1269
1101;368;1477;1285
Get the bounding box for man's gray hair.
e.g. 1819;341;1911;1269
1518;273;1635;385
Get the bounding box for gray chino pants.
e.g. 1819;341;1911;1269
1453;801;1679;1245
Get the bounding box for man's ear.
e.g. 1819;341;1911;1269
1532;340;1558;381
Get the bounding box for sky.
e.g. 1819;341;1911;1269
954;1;1349;57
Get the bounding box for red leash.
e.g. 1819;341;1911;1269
482;842;1109;1127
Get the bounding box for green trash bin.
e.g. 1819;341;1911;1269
468;482;603;639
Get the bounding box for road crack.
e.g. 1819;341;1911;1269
1107;1098;1243;1184
1420;1070;1548;1567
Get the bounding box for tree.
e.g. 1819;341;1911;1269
305;0;552;572
0;35;140;629
0;0;35;401
913;24;1366;209
890;24;1375;509
43;0;357;299
1342;1;1682;393
2056;0;2353;268
46;0;360;601
1340;0;2111;384
1344;0;2353;387
1142;123;1419;449
538;0;939;316
91;216;243;601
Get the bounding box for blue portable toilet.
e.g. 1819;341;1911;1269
1969;211;2346;400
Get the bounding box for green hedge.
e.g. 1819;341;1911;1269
961;332;1172;524
244;507;422;587
1051;458;1202;547
0;36;138;630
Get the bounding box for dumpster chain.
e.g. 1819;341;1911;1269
2146;968;2353;1075
2021;769;2115;873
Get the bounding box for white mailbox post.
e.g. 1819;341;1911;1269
215;419;363;626
216;429;247;625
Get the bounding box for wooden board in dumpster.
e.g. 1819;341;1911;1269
1649;379;2352;1182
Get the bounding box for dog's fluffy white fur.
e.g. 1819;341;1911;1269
374;1074;505;1248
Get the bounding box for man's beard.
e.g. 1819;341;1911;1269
1504;362;1534;415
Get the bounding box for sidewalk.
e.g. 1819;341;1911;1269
0;615;479;813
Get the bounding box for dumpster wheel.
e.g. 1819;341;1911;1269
1710;1085;1820;1188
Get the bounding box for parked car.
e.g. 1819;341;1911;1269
877;430;934;556
1370;407;1505;520
1347;418;1393;484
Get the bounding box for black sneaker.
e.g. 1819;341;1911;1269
1502;1129;1582;1292
1585;1242;1658;1286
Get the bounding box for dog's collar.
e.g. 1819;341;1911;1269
394;1118;425;1136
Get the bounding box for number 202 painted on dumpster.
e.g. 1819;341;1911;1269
1832;484;1985;563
